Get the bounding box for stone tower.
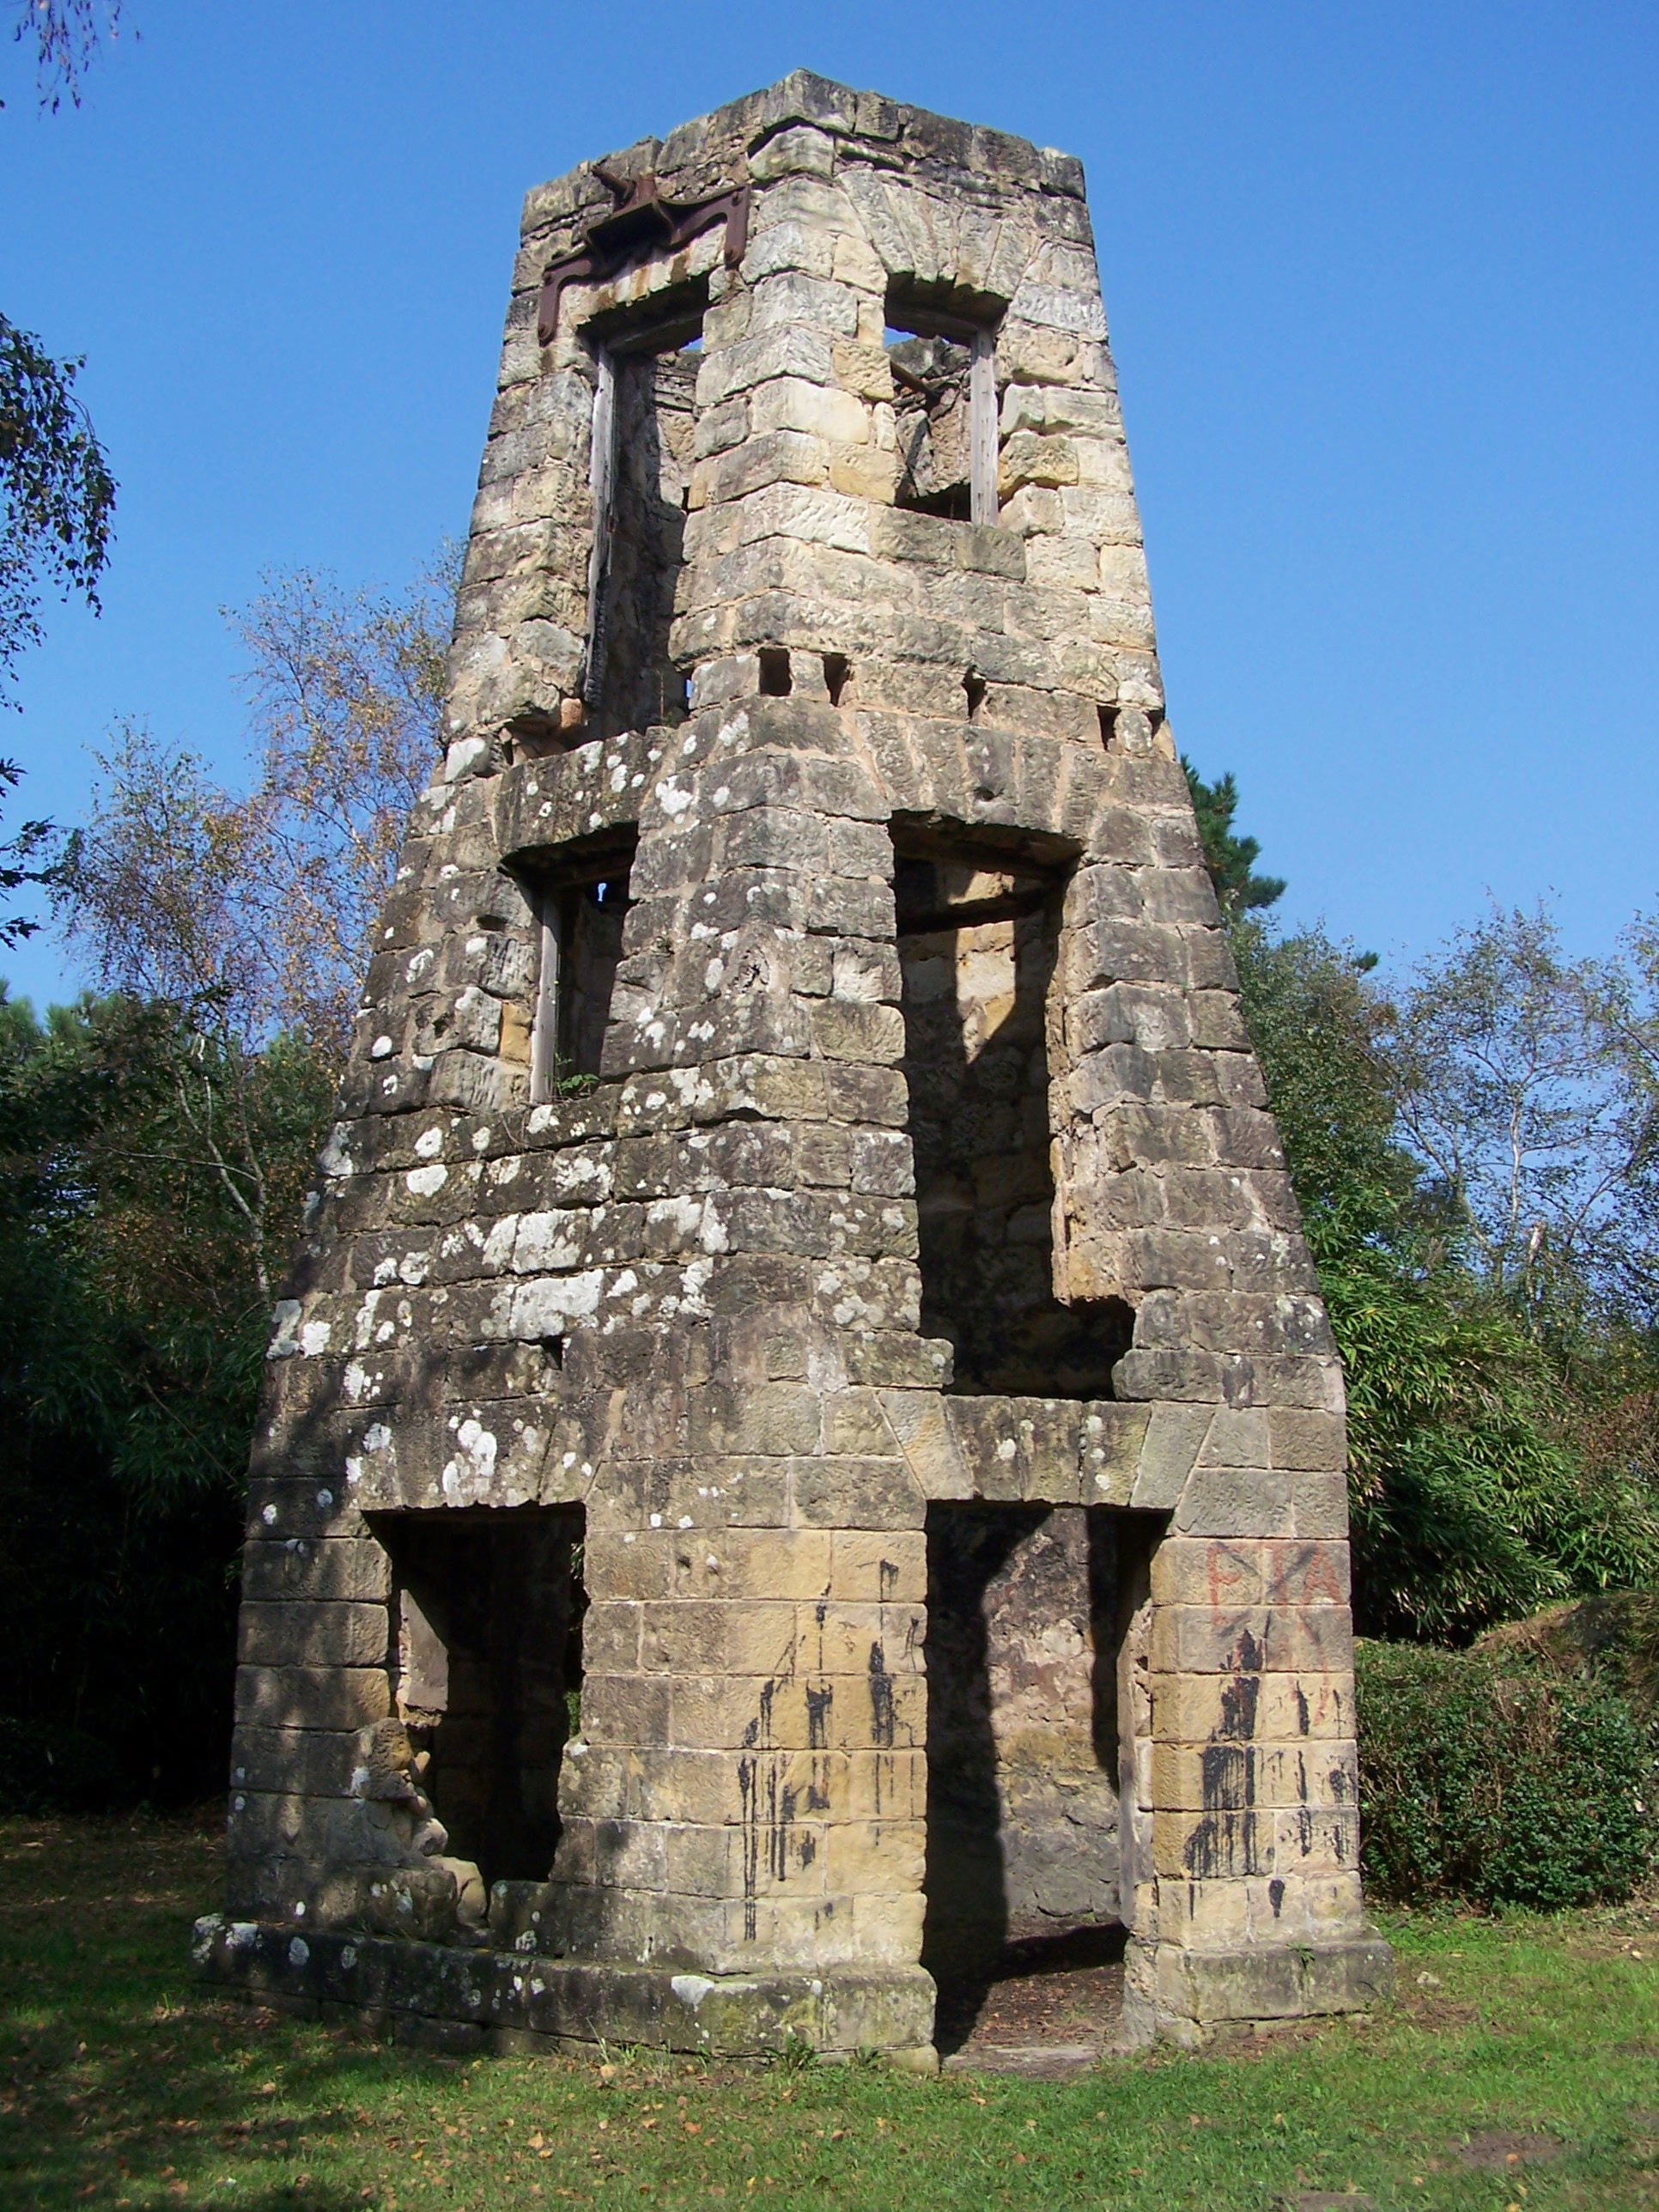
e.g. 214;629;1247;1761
197;72;1391;2062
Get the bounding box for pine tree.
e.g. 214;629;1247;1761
1183;758;1286;920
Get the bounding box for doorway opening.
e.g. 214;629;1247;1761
376;1506;586;1889
921;1502;1124;2052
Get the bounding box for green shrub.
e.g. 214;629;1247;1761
1355;1638;1654;1909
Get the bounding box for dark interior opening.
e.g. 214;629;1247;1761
522;832;636;1097
377;1506;586;1890
590;319;702;740
893;827;1134;1395
556;869;631;1078
757;647;793;696
823;652;850;706
922;1503;1125;2052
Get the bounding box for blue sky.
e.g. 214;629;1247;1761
2;1;1656;1008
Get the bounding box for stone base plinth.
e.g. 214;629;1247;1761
1124;1933;1395;2046
192;1917;938;2066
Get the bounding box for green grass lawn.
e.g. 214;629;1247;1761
1;1815;1655;2211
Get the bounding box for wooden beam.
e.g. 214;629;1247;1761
580;346;617;708
969;327;997;526
530;892;562;1105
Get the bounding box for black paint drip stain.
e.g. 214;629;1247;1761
742;1678;777;1750
805;1683;833;1748
765;1771;801;1885
1218;1671;1261;1740
1183;1811;1265;1880
867;1642;895;1747
738;1717;839;1928
738;1747;821;1933
878;1555;899;1601
737;1753;760;1939
1200;1742;1253;1812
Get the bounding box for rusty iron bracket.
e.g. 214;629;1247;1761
538;173;751;346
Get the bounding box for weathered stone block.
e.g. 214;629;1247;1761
237;1601;390;1669
234;1665;391;1732
240;1538;392;1604
1129;1403;1212;1507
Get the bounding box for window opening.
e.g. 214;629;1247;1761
922;1503;1126;2052
884;301;997;525
528;836;637;1101
893;828;1133;1395
963;668;987;720
823;653;850;706
379;1506;586;1891
581;313;702;739
757;647;793;696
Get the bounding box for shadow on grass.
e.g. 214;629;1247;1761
0;1813;464;2210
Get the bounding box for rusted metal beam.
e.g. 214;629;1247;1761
538;175;751;346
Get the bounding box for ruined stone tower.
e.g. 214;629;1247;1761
197;72;1392;2061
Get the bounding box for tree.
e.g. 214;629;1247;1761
0;985;330;1803
2;3;121;702
0;314;115;701
64;555;453;1066
230;556;453;1049
58;723;309;1298
0;757;61;943
0;555;451;1808
8;0;124;112
1183;759;1286;920
1389;907;1659;1337
1231;907;1659;1642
